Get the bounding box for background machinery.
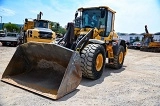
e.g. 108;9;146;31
140;25;160;52
0;32;21;46
21;12;56;43
1;6;127;100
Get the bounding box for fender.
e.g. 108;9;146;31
89;39;105;44
112;39;127;55
89;39;106;48
89;39;127;55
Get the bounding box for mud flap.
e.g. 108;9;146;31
1;42;82;100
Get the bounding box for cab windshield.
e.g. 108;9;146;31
35;20;49;28
82;9;106;28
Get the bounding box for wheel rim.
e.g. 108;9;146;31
119;52;124;64
96;53;103;71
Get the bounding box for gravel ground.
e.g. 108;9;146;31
0;43;160;106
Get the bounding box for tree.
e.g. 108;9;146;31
4;23;20;32
58;27;66;35
50;22;66;35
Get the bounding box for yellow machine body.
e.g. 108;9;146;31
140;25;160;52
22;12;56;43
1;6;127;100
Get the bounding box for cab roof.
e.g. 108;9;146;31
34;19;50;22
25;18;51;23
78;6;116;13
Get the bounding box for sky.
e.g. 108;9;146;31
0;0;160;33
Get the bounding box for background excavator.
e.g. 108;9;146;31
21;12;56;43
1;6;127;100
140;25;160;52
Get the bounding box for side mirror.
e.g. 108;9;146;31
25;18;28;22
101;9;105;18
75;11;78;19
2;23;4;29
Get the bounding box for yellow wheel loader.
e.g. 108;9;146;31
1;6;127;100
22;12;56;43
140;25;160;52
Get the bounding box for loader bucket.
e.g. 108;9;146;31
1;42;82;100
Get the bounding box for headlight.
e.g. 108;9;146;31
30;30;32;34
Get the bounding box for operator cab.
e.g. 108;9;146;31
34;20;50;28
75;6;116;37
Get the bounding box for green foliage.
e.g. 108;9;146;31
50;22;66;35
58;27;66;35
4;23;20;32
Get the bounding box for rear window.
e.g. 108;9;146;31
7;33;17;37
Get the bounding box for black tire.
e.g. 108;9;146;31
24;36;27;43
2;43;6;46
23;32;27;43
109;45;125;69
80;44;106;80
13;42;17;47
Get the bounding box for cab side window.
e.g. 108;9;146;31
106;11;113;36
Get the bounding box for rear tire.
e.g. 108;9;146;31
80;44;106;80
109;45;125;69
13;42;17;47
2;43;6;46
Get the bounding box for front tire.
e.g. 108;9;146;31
13;42;17;47
80;44;106;80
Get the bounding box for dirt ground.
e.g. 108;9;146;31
0;43;160;106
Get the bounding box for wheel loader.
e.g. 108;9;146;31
140;25;160;52
21;12;56;43
1;6;127;100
